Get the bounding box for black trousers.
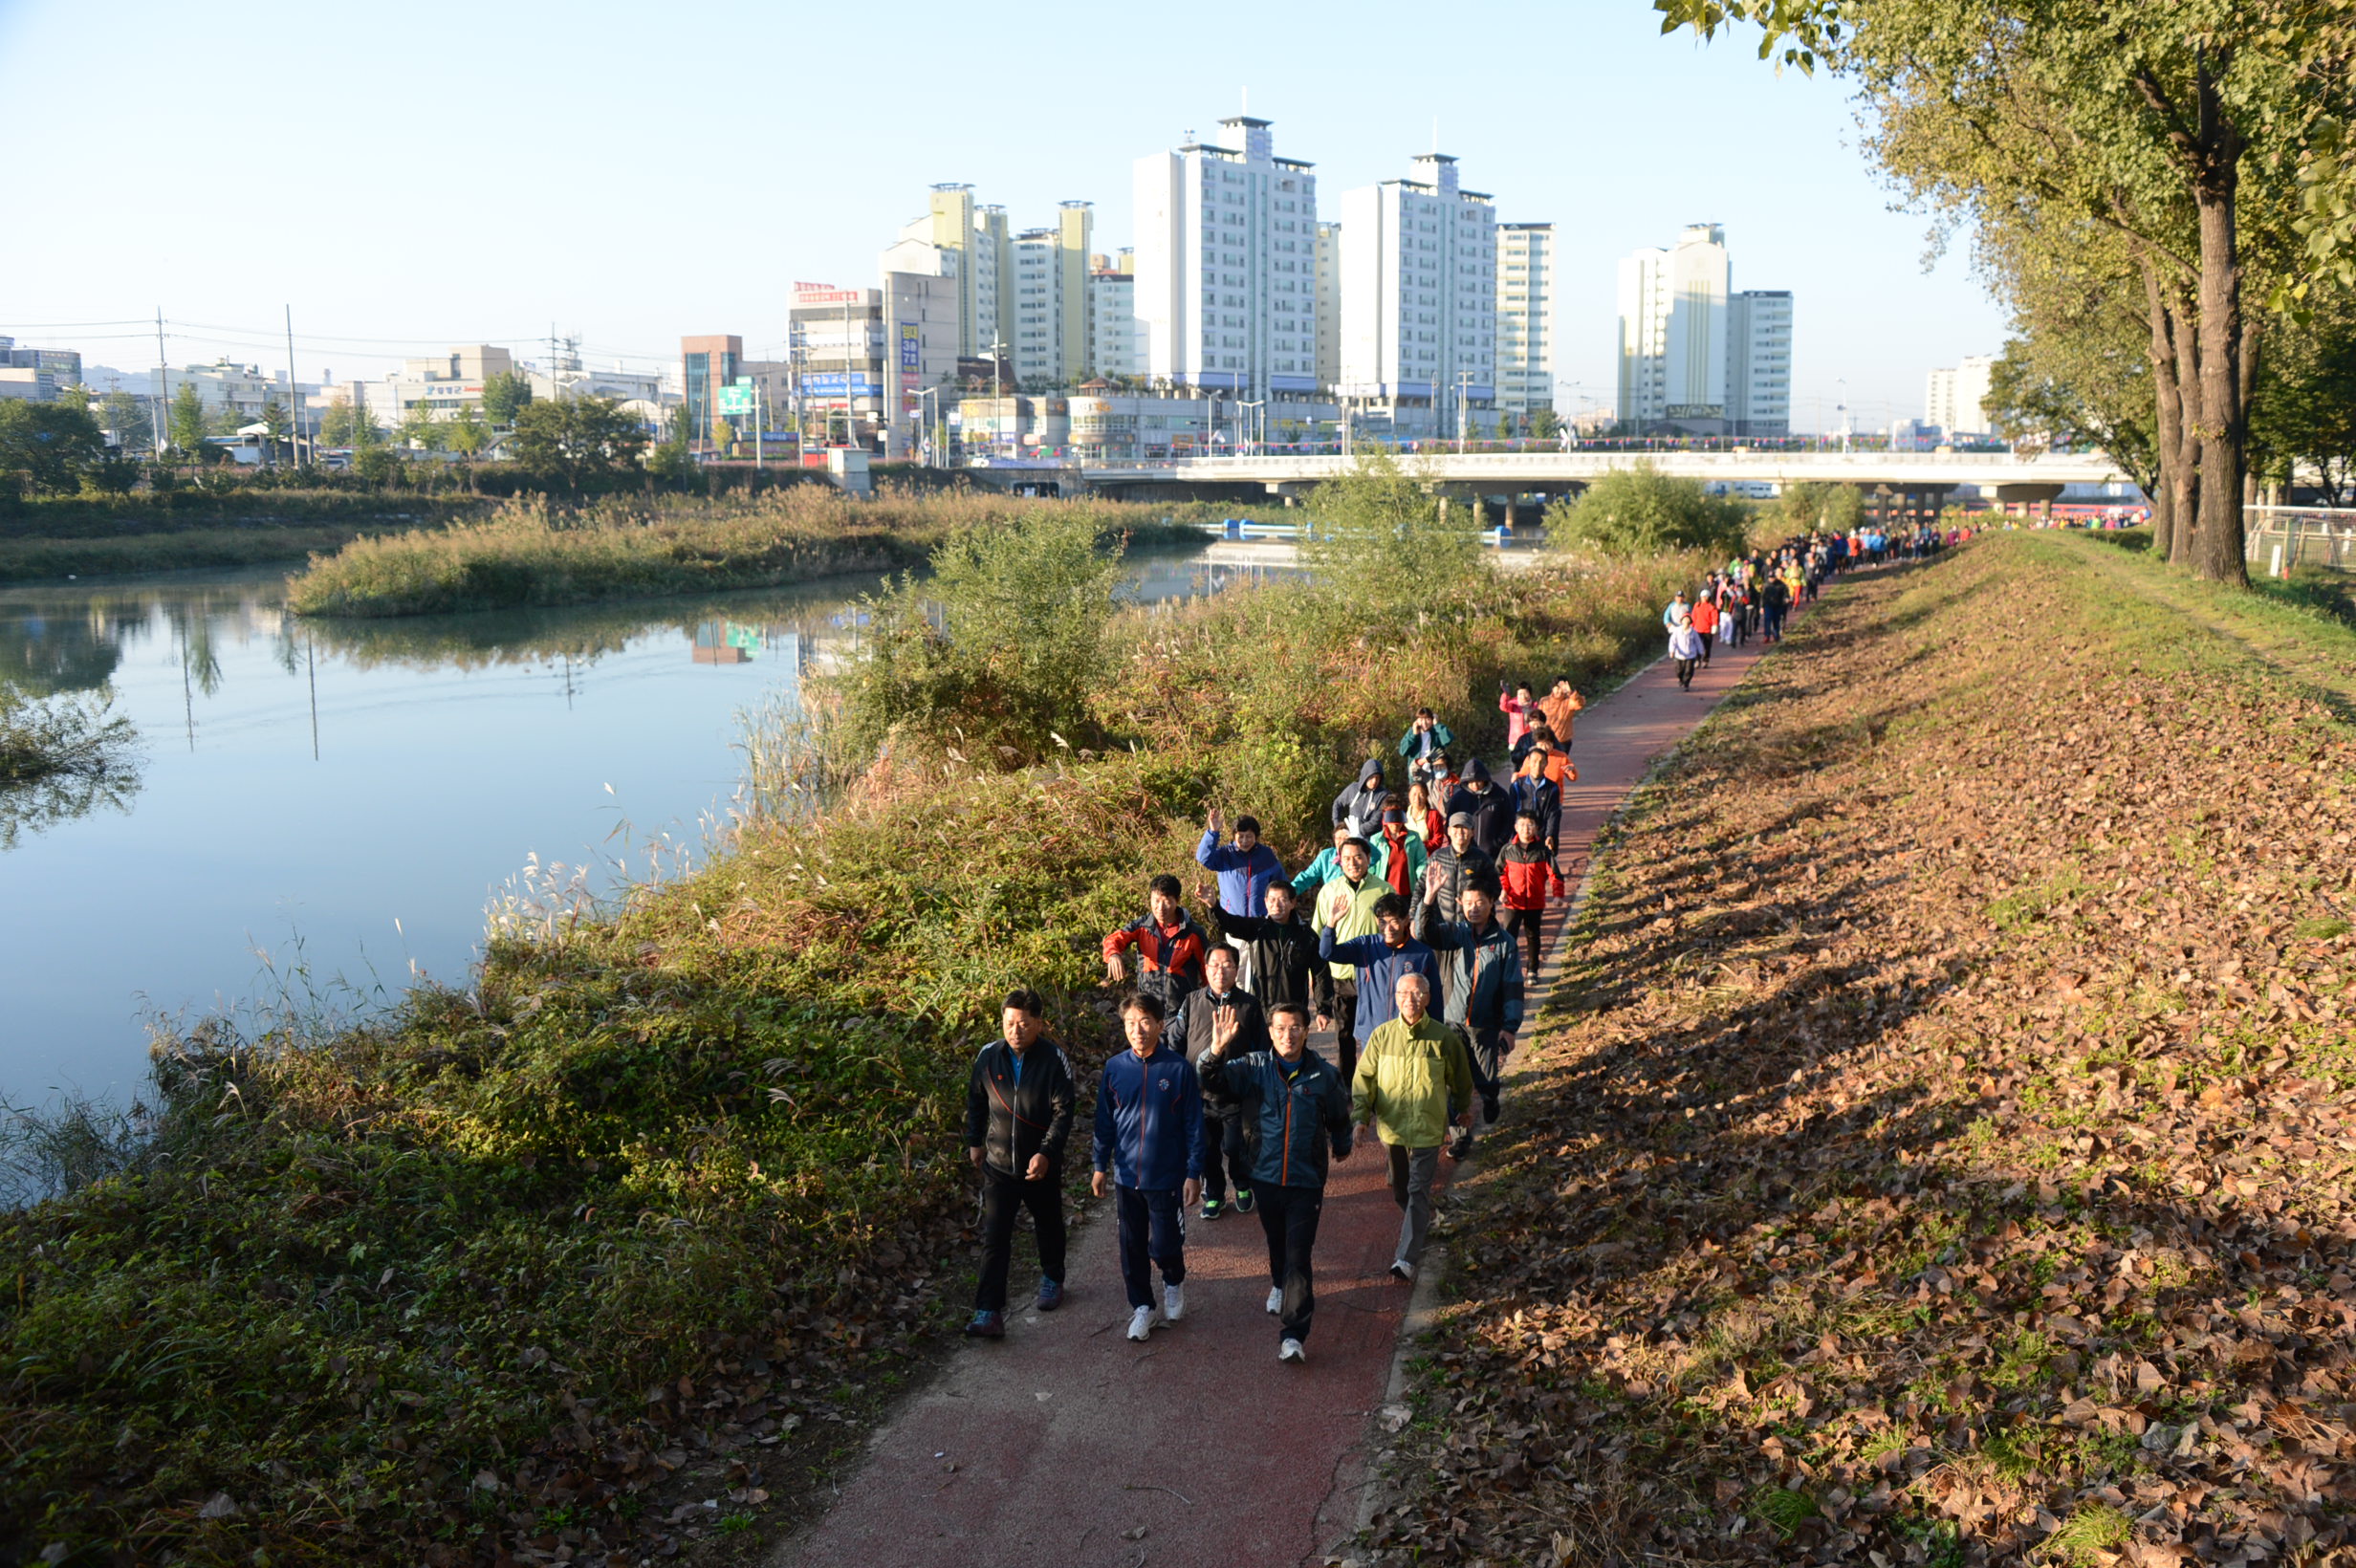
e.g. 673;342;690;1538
1330;981;1359;1084
1502;906;1545;975
1254;1183;1325;1341
974;1164;1067;1313
1200;1106;1253;1204
1115;1185;1187;1309
1697;630;1714;665
1674;656;1698;688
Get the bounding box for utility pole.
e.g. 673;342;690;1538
152;308;169;455
284;305;303;468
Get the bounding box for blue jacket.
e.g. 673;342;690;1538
1413;900;1525;1035
1318;927;1442;1038
1195;830;1287;919
1199;1047;1353;1189
1091;1044;1205;1189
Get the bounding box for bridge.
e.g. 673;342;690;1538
966;448;2134;510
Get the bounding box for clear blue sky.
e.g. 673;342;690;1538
0;0;2006;431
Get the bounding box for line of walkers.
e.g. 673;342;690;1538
960;697;1576;1365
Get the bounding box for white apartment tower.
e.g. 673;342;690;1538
1314;221;1342;392
1617;223;1730;432
1133;116;1321;396
1925;354;1996;437
884;185;1014;360
1338;152;1497;438
1495;222;1557;418
1725;290;1792;437
1089;250;1140;381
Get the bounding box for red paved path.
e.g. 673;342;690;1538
772;603;1804;1568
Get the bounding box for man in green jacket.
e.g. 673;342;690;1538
1351;972;1472;1282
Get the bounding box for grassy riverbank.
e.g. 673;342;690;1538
283;488;1212;618
1369;534;2356;1566
0;494;1710;1563
0;491;498;584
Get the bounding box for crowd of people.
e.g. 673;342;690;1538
958;521;1944;1363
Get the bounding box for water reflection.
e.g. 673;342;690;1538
0;753;141;853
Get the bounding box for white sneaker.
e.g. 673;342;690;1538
1265;1286;1284;1315
1162;1281;1186;1323
1278;1338;1305;1363
1389;1259;1416;1282
1126;1305;1154;1341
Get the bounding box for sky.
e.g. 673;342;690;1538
0;0;2009;432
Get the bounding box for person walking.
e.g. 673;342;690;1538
1415;867;1523;1160
1669;612;1704;690
1425;811;1495;927
1497;811;1566;977
1352;973;1473;1281
1759;572;1792;644
1102;874;1209;1017
1331;758;1390;840
1496;680;1538;752
1445;757;1516;861
1690;591;1718;668
1538;677;1586;752
961;989;1078;1339
1307;836;1385;1082
1318;890;1442;1056
1178;946;1267;1220
1091;991;1205;1340
1371;805;1429;899
1195;805;1285;921
1510;747;1563;861
1198;1000;1353;1363
1396;707;1455;788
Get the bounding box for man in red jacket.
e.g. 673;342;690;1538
1103;874;1209;1016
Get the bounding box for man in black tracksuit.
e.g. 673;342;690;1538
1208;879;1330;1024
960;988;1078;1339
1424;811;1495;927
1445;758;1517;862
1178;946;1268;1220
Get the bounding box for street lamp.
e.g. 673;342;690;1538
909;384;943;468
1455;369;1478;454
1237;398;1266;456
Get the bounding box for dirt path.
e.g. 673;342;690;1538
766;588;1820;1568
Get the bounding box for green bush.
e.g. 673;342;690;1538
1300;454;1486;634
1546;462;1752;558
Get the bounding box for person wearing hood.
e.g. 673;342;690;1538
1370;805;1429;899
1195;804;1286;920
1102;874;1209;1017
1331;758;1390;840
1446;758;1517;860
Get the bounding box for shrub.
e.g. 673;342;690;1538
1546;461;1752;558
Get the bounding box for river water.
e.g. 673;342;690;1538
0;545;1277;1108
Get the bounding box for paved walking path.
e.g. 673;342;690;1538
770;608;1804;1568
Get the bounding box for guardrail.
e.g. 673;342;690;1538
2246;506;2356;576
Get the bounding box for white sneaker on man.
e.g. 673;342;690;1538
1265;1286;1284;1315
1125;1305;1155;1341
1278;1338;1306;1364
1162;1282;1186;1323
1389;1259;1416;1282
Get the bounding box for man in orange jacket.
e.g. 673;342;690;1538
1538;677;1585;751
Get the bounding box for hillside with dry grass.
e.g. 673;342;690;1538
1368;533;2356;1568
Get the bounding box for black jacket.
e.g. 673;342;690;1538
1446;760;1517;860
1209;906;1331;1020
963;1039;1078;1177
1510;771;1561;851
1425;840;1495;926
1179;986;1269;1110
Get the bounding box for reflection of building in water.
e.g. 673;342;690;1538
692;620;758;665
690;621;808;714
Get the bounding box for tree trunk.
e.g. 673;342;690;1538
2141;259;2184;559
2169;302;2203;566
2190;69;2250;587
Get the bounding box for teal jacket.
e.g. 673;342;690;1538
1199;1046;1353;1189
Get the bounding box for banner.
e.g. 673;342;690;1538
899;323;920;369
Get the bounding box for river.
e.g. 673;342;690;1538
0;544;1287;1109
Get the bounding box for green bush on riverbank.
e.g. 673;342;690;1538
284;487;1209;618
0;488;1708;1563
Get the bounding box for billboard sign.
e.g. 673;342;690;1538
715;386;755;416
899;323;920;368
800;373;878;397
794;283;864;308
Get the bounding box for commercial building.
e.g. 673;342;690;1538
886;184;1012;362
1725;290;1792;438
1494;223;1557;420
785;275;960;457
1337;152;1497;441
1617;224;1793;437
681;336;742;448
0;338;82;401
1132;115;1321;397
1926;354;1996;438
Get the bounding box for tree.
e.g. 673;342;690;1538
644;427;697;490
1658;0;2356;587
167;383;208;456
319;396;381;448
2252;285;2356;505
444;404;492;459
97;391;150;454
510;396;647;491
481;370;534;427
259;399;291;448
398;402;447;454
1775;480;1865;536
1530;406;1563;442
1545;462;1752;557
1301;454;1489;632
0;402;112;497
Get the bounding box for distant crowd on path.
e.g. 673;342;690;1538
956;519;1975;1364
958;676;1597;1364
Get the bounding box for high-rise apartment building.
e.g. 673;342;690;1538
1495;222;1556;418
1617;224;1793;435
888;185;1014;361
1725;291;1792;437
1133;115;1321;396
1089;250;1140;381
1925;354;1996;437
1338;152;1496;439
1010;203;1093;388
1313;222;1342;392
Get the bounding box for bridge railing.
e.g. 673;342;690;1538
2246;506;2356;576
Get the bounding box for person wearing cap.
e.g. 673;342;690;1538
1660;588;1691;631
1195;804;1286;921
1371;804;1428;898
1425;810;1495;928
1426;748;1460;806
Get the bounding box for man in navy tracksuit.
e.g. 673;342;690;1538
1198;1000;1353;1364
1195;805;1286;919
1092;991;1205;1342
960;988;1078;1339
1317;891;1442;1047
